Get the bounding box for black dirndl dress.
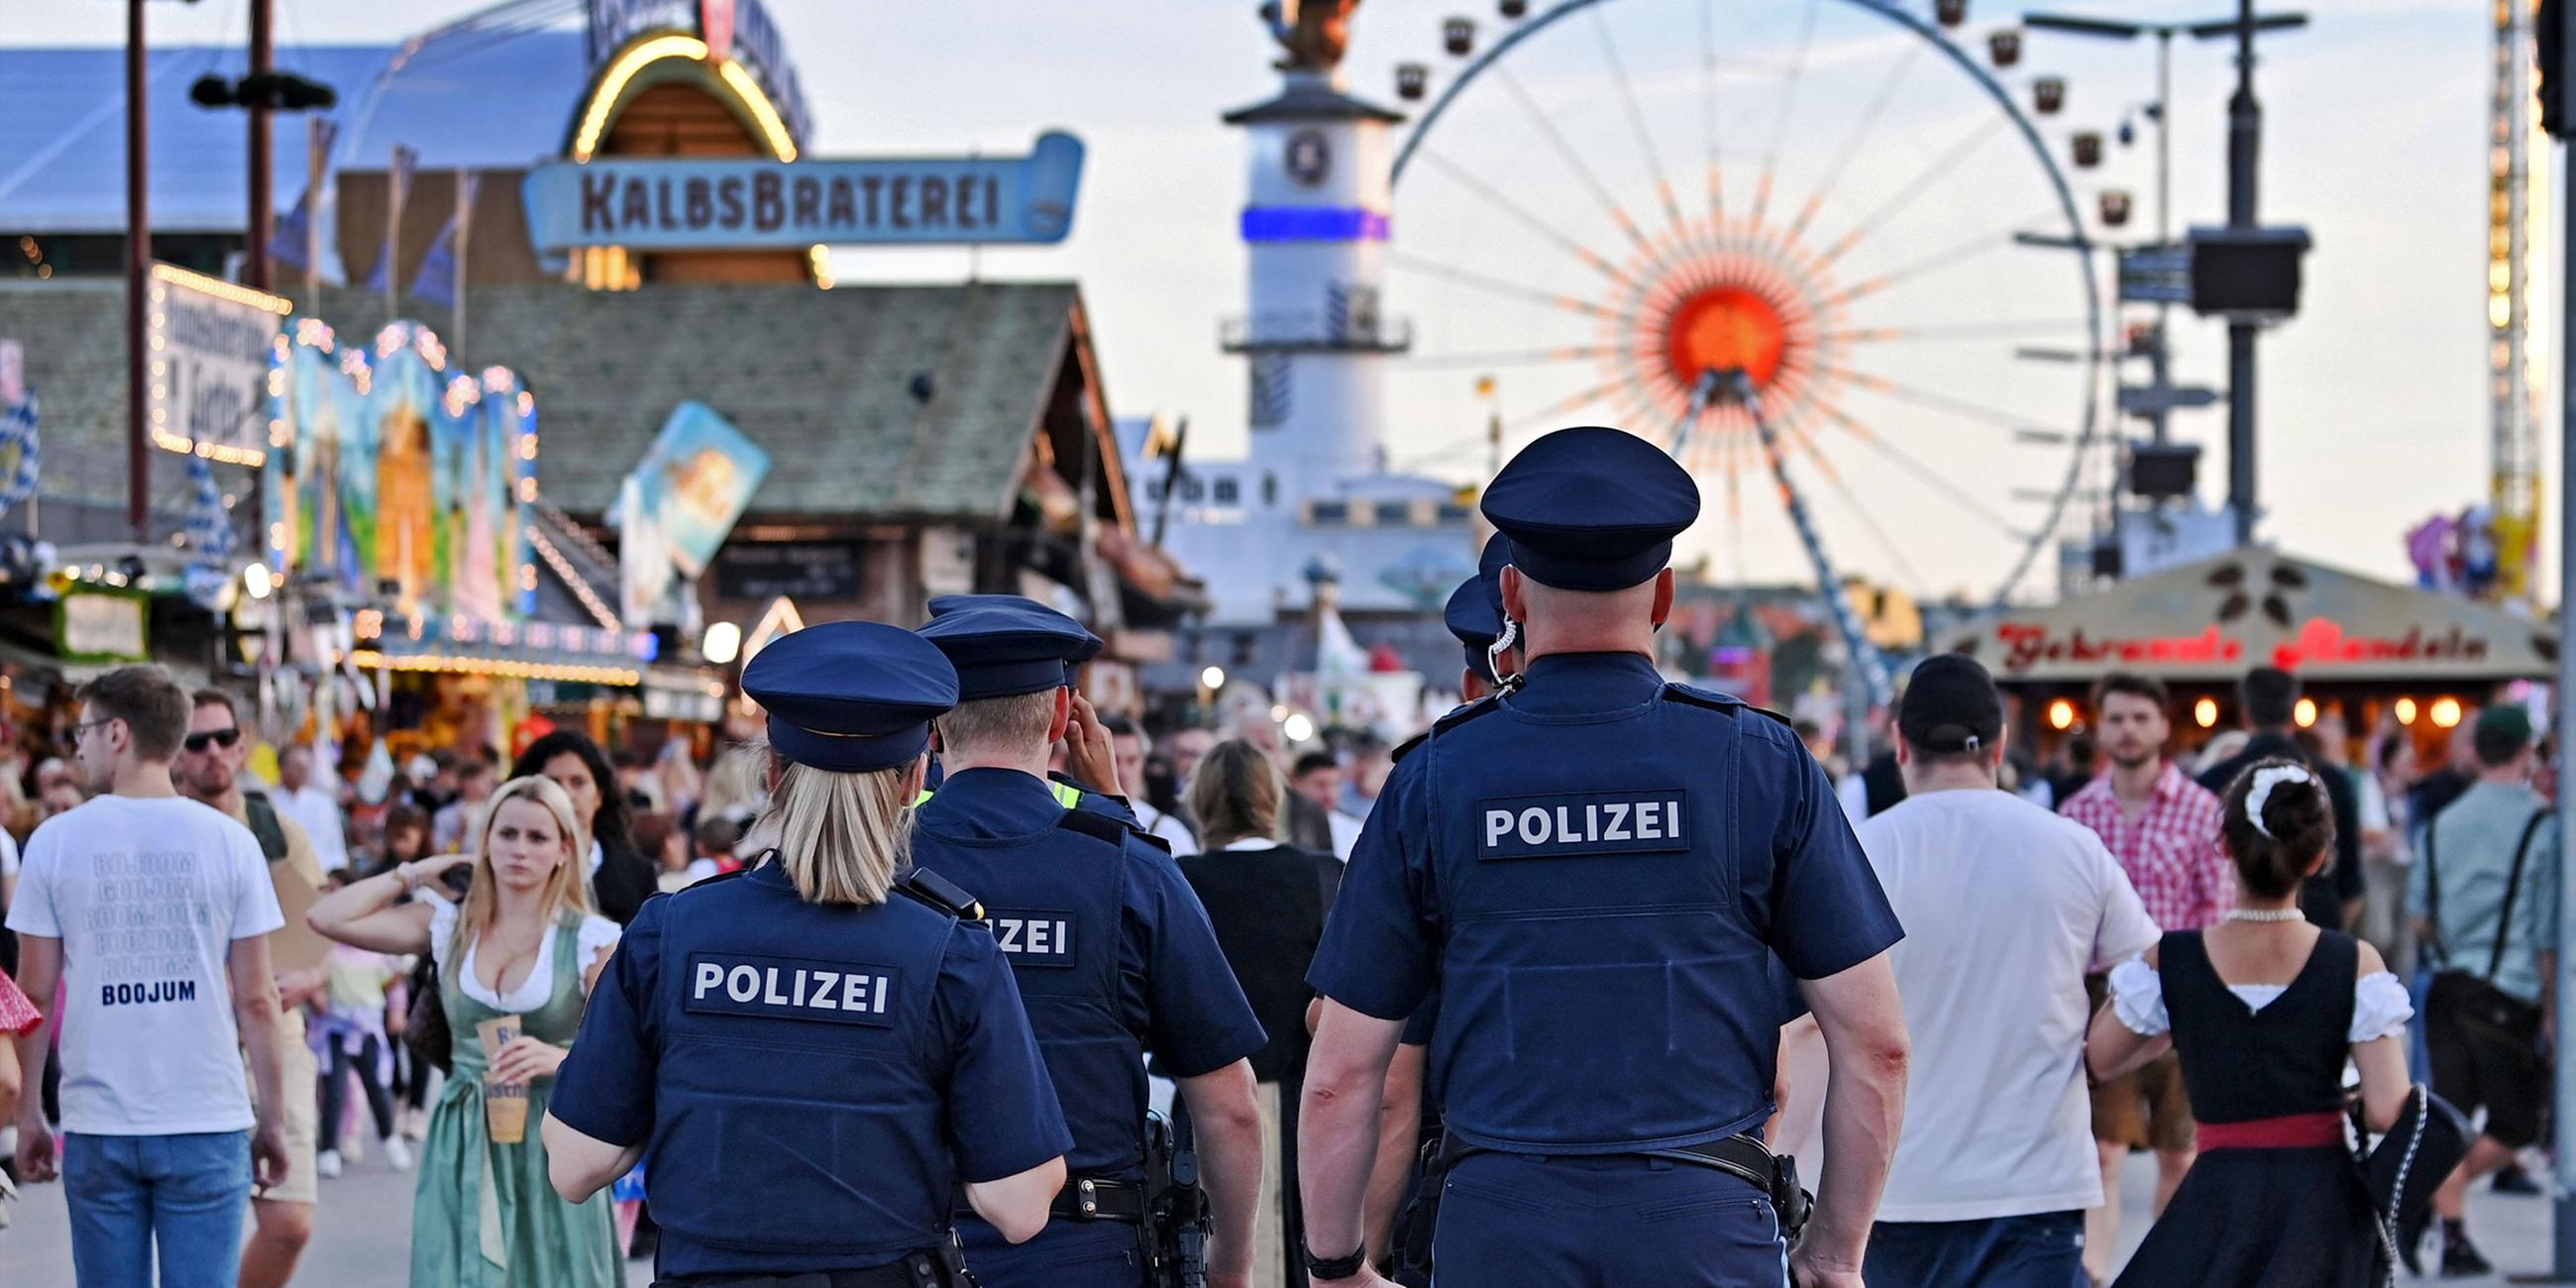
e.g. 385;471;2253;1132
2112;930;2388;1288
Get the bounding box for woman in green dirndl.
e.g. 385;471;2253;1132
311;774;624;1286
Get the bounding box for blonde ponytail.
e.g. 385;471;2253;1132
758;751;914;906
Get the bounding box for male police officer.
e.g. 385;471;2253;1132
1442;535;1522;703
1298;426;1913;1288
912;595;1270;1288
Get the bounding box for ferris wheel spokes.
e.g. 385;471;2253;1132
1493;63;1655;253
1410;148;1635;285
1589;3;1689;230
1743;0;1824;232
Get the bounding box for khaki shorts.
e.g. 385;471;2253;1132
2091;1049;2196;1151
247;1021;320;1206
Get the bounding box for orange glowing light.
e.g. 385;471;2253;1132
1665;286;1789;388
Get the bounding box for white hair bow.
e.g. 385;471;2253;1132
2244;764;2313;839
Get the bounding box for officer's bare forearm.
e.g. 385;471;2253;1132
1361;1043;1427;1262
1298;1001;1406;1260
542;1113;645;1204
1797;954;1909;1265
1178;1060;1265;1275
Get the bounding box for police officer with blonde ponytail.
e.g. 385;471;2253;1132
543;621;1073;1287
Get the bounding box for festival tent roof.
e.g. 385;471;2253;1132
1945;549;2558;684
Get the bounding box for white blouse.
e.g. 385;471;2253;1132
427;897;620;1012
2107;956;2414;1043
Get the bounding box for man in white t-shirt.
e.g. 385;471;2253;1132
271;743;348;874
1857;655;2160;1288
8;665;291;1287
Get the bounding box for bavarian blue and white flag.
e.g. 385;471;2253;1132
185;454;237;563
0;388;37;519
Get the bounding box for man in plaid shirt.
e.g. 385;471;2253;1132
2058;672;2231;1284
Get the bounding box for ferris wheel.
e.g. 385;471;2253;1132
1378;0;2109;606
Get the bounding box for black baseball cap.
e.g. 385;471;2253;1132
1897;654;2004;755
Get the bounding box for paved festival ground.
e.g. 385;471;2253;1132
1;1149;2560;1286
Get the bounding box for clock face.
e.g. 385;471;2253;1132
1285;129;1332;187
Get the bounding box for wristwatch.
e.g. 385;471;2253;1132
1302;1240;1367;1281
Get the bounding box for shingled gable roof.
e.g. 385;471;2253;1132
0;278;1134;531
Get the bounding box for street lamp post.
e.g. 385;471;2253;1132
125;0;150;543
2023;5;2304;548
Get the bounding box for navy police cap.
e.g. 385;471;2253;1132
916;594;1103;700
742;621;958;773
1443;536;1513;681
1480;426;1700;591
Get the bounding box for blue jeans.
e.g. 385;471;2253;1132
1866;1211;2089;1288
61;1130;253;1288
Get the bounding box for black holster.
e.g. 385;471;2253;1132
1141;1111;1212;1288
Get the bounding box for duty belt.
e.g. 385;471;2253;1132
651;1243;972;1288
1441;1131;1812;1239
954;1174;1146;1225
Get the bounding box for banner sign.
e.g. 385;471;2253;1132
625;400;770;580
588;0;812;147
266;320;537;624
521;132;1085;250
148;264;290;466
58;588;149;664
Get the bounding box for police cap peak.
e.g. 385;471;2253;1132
915;594;1103;700
1480;426;1700;590
742;621;958;773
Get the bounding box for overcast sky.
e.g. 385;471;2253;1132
17;0;2544;599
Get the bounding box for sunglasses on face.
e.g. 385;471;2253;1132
183;727;244;754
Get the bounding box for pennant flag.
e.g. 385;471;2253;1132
268;188;313;272
269;118;339;271
368;144;419;293
410;172;479;307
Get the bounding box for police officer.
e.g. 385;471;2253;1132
1443;534;1522;703
912;595;1269;1288
1298;426;1914;1288
918;594;1152;831
542;621;1074;1287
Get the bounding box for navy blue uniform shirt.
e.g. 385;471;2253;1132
912;768;1266;1181
550;863;1073;1275
1309;651;1900;1152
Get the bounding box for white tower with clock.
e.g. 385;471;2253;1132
1220;61;1408;503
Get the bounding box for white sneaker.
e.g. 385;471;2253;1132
316;1149;343;1180
381;1136;413;1171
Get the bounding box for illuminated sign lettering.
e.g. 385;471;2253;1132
1993;623;2243;674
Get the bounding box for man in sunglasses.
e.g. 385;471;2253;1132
175;689;330;1288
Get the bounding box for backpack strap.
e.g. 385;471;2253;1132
2484;808;2552;981
241;792;291;863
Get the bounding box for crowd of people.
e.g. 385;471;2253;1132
0;434;2556;1288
